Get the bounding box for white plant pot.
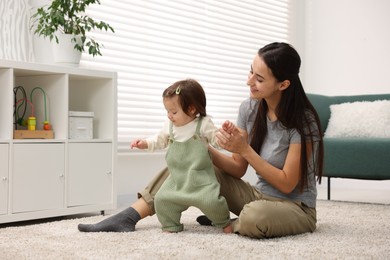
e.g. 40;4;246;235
52;34;82;65
29;0;55;64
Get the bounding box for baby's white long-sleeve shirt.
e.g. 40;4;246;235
146;116;219;152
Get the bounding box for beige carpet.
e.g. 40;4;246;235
0;200;389;260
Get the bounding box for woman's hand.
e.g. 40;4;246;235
217;120;249;155
209;120;249;179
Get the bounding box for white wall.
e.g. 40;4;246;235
301;0;390;204
303;0;390;95
117;153;166;205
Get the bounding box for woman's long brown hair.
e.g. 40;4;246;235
249;42;324;192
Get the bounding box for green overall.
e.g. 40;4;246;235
154;117;230;232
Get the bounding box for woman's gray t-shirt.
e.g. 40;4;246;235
237;98;319;208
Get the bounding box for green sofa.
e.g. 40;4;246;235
307;93;390;199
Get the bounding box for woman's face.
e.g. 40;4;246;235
163;95;195;127
247;54;282;100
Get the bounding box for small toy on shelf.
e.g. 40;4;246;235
13;86;54;139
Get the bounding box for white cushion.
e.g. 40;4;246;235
324;100;390;138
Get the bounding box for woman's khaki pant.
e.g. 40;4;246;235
138;166;317;239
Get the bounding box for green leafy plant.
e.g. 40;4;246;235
31;0;115;57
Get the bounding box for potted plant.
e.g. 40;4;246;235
31;0;115;63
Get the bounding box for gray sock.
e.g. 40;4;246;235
78;206;141;232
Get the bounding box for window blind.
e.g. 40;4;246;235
82;0;294;153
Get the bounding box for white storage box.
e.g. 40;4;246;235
68;111;94;139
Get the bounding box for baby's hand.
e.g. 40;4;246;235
130;139;148;149
222;120;236;134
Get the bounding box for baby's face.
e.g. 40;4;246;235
163;96;195;127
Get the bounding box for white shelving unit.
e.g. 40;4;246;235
0;60;117;224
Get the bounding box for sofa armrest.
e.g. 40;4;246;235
307;94;333;133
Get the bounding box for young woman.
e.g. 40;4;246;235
78;42;324;239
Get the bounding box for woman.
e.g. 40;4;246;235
78;42;324;239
